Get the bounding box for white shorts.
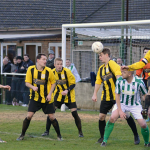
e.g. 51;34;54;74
112;103;143;119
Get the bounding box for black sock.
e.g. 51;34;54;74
72;111;82;133
99;120;106;138
46;116;52;132
22;117;31;136
126;116;138;136
145;95;150;110
51;118;61;137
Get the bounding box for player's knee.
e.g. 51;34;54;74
109;117;116;123
26;116;32;120
99;114;105;121
72;110;78;118
141;123;147;128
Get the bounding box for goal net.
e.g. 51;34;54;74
62;20;150;80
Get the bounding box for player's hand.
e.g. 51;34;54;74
32;86;38;91
119;110;126;119
61;90;68;96
3;85;11;91
121;66;129;71
46;94;51;102
92;94;97;102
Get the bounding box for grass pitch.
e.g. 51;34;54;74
0;104;149;150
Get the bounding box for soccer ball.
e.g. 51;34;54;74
92;42;103;54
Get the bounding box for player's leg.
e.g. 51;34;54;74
131;105;150;147
97;100;115;143
42;101;60;136
145;78;150;122
125;112;140;145
17;99;40;141
45;103;62;140
69;104;83;137
17;111;34;140
101;104;119;146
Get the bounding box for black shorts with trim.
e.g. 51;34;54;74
54;101;77;109
100;100;116;114
28;99;55;114
143;79;148;90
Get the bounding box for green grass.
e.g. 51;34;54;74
0;104;149;150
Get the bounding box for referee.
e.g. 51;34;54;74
17;54;62;141
42;58;83;137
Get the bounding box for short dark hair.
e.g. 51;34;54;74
36;53;46;60
24;54;29;57
143;47;150;53
102;48;110;57
66;59;70;61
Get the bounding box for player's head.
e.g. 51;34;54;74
121;68;134;79
143;47;150;57
117;57;123;66
23;54;29;62
99;48;110;63
66;59;71;67
54;57;63;72
36;53;47;68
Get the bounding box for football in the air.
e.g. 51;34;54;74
92;42;103;54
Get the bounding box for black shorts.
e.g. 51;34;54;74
143;79;148;90
28;99;55;114
54;101;77;109
100;100;116;114
147;78;150;89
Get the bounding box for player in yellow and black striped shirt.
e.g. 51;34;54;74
42;57;83;138
17;54;62;141
92;48;139;144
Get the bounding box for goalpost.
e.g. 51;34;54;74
62;20;150;78
61;20;150;110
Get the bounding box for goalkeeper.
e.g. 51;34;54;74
101;69;150;147
0;84;11;142
122;49;150;123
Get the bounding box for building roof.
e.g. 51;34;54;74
0;0;150;30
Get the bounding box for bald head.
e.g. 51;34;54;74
3;58;9;65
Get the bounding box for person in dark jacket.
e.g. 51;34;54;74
3;57;12;104
46;50;55;69
21;54;34;107
15;56;25;105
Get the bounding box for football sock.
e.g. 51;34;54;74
145;95;150;110
46;116;52;132
126;116;138;136
99;120;106;138
72;111;82;133
103;121;114;143
141;126;149;144
22;117;31;136
51;118;61;136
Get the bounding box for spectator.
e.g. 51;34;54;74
3;57;12;105
21;54;34;107
66;59;81;83
117;57;124;66
11;57;18;106
16;56;25;105
46;50;55;69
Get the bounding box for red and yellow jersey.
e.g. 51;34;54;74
25;65;55;103
128;50;150;72
96;60;121;101
136;58;150;80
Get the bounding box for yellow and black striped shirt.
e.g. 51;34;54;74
52;67;76;103
25;65;56;103
96;60;121;101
